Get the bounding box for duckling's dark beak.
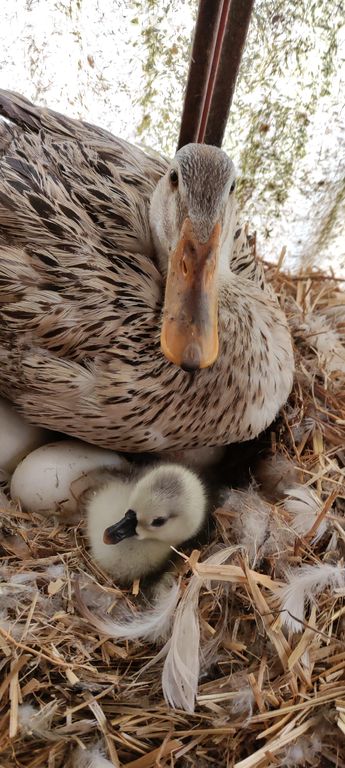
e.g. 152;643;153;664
103;509;137;545
161;217;220;371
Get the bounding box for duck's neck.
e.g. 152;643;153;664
149;188;171;279
218;201;237;279
150;225;170;279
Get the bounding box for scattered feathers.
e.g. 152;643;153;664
255;454;300;501
278;563;345;632
160;546;240;712
280;732;322;766
302;313;345;374
284;484;328;542
222;487;293;565
231;683;255;717
18;701;59;740
161;574;201;712
225;487;273;566
72;745;114;768
75;573;180;643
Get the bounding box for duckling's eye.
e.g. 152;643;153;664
230;180;236;194
169;169;178;188
151;516;167;527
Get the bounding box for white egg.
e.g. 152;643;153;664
0;397;50;473
10;439;129;515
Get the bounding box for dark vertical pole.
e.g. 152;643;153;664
204;0;255;147
197;0;231;144
177;0;223;150
177;0;255;151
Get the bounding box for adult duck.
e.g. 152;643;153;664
0;90;293;452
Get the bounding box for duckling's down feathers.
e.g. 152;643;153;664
86;463;207;583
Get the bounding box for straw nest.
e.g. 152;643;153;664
0;260;344;768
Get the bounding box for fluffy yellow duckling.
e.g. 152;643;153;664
86;463;207;584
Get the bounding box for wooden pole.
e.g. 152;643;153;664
197;0;231;144
177;0;255;150
204;0;255;147
177;0;223;150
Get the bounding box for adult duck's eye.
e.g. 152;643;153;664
151;516;166;527
169;169;178;188
230;181;236;194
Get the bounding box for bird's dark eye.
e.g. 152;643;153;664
169;169;178;188
151;516;167;527
230;180;236;194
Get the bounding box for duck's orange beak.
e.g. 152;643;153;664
160;218;220;371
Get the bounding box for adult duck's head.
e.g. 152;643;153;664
149;143;236;372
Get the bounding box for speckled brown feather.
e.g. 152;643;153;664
0;90;293;451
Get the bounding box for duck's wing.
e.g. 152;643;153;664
230;224;266;291
0;89;168;258
0;89;169;356
0;90;166;435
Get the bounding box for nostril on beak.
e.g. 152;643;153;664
181;342;201;372
181;257;188;277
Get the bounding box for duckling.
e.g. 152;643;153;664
86;463;207;584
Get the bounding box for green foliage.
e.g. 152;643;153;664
226;0;344;223
130;0;196;155
312;178;345;266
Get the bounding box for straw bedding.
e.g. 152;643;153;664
0;262;344;768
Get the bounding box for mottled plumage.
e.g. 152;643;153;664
0;90;294;452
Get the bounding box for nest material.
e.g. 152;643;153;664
0;263;345;768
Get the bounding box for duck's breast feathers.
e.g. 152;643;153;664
0;239;292;454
